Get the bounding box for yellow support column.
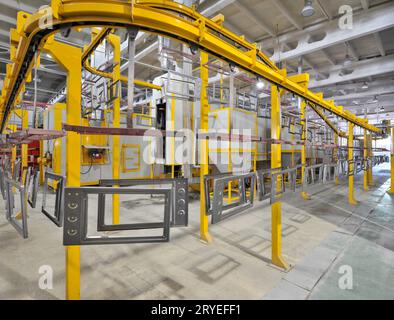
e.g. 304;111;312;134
348;123;357;205
199;51;212;243
53;103;66;175
107;34;121;225
367;134;374;186
334;133;339;185
271;84;289;270
300;100;311;200
21;110;28;179
363;129;369;191
390;126;394;194
44;39;82;300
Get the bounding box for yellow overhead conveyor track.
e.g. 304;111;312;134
0;0;383;134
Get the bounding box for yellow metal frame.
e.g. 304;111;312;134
390;126;394;194
121;144;141;173
43;38;82;300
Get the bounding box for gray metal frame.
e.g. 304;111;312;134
302;164;324;191
63;187;171;245
99;178;188;227
204;172;256;224
323;163;339;183
42;172;66;227
270;166;299;204
12;159;21;181
28;169;40;208
4;177;28;239
0;166;8;200
256;169;271;201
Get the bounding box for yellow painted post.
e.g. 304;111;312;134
53;103;66;175
363;129;369;191
300;100;310;200
334;133;339;185
21;110;28;180
390;126;394;194
39;140;45;185
199;51;212;243
44;39;82;300
367;134;374;186
107;34;121;225
271;85;289;270
348;123;357;205
9;124;17;174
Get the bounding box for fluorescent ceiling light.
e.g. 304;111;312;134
301;0;315;17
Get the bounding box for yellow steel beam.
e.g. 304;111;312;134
107;33;121;225
83;28;161;90
43;38;82;300
0;0;382;134
271;83;289;270
348;123;357;205
390;126;394;194
199;50;212;244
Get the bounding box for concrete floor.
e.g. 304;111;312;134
0;164;393;300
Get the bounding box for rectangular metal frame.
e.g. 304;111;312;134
323;163;339;183
28;169;40;208
4;177;28;239
270;166;299;204
99;178;188;227
204;172;256;224
256;169;271;201
42;172;65;227
12;159;21;181
63;187;171;245
0;166;9;200
302;164;324;191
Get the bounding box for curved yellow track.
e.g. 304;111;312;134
0;0;382;134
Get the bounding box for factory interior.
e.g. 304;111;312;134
0;0;394;301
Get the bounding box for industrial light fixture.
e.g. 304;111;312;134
361;82;369;90
301;0;315;17
256;78;265;90
372;96;379;103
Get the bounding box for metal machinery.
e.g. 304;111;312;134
0;0;392;300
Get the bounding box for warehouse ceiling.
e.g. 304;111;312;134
0;0;394;124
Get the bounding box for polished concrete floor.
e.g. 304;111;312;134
0;164;393;300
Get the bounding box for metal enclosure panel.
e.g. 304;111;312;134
41;172;66;227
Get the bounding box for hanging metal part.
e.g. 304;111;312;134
63;187;171;246
12;159;21;182
323;163;339;183
4;177;28;239
41;172;66;227
28;169;40;208
302;164;324;191
0;166;9;200
270;166;300;204
32;52;38;128
256;169;272;201
99;178;189;227
204;172;256;224
127;27;139;128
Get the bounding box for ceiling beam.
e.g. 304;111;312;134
360;0;370;10
233;1;275;36
329;86;394;102
310;55;394;88
201;0;236;16
315;0;332;20
373;32;386;57
264;2;394;62
270;0;302;30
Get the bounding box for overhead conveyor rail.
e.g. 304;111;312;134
0;0;384;135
